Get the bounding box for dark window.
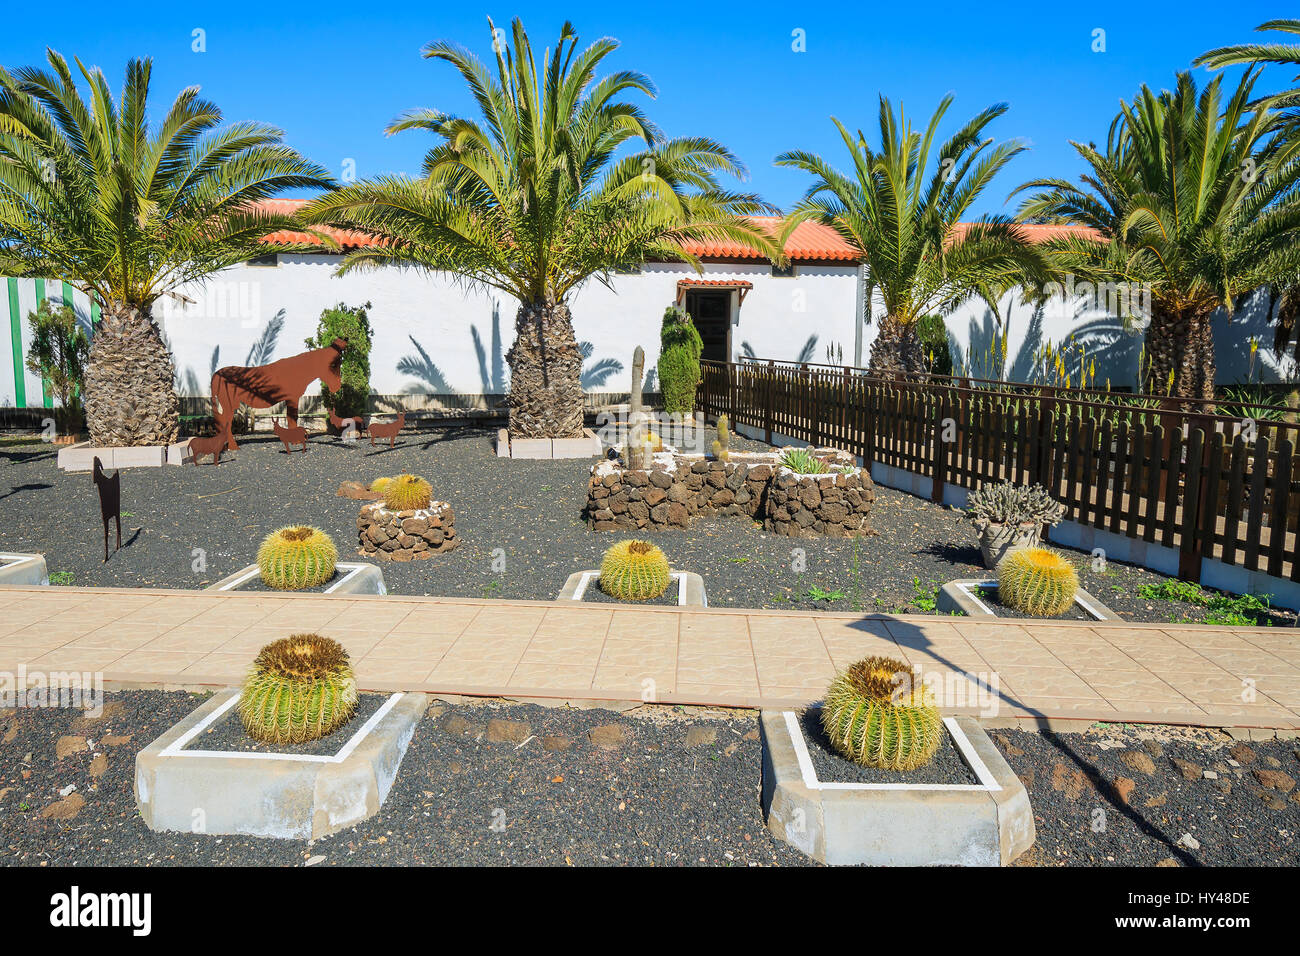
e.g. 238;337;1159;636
771;263;795;278
247;253;278;267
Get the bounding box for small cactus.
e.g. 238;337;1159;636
821;656;943;771
599;539;671;601
239;634;358;744
369;476;394;493
712;415;730;462
383;473;432;511
257;525;338;590
998;546;1079;616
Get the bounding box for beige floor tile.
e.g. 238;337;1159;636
441;635;530;663
456;607;545;639
671;682;760;704
109;650;203;676
356;659;437;685
1079;670;1188;702
756;686;823;703
592;665;674;696
676;659;759;684
29;648;127;671
427;658;520;686
66;622;174;651
1007;696;1120;718
362;638;455;662
141;625;244;653
755;655;836;687
179;653;249;680
995;666;1104;699
606;610;678;641
507;661;597;689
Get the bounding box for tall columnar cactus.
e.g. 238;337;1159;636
383;473;432;511
997;547;1079;616
626;345;648;470
599;539;671;601
257;526;338;590
712;414;730;462
821;656;943;771
239;634;358;744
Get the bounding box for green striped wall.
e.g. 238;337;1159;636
1;277;95;410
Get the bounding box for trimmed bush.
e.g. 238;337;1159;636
307;302;373;425
657;306;703;415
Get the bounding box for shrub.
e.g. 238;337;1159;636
657;306;703;415
917;314;953;376
239;634;358;744
998;547;1079;616
967;481;1064;527
257;526;338;590
306;302;373;422
821;657;942;770
383;473;432;511
779;447;830;474
599;539;671;601
25;300;89;433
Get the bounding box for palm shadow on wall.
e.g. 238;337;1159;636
959;304;1142;387
174;309;285;397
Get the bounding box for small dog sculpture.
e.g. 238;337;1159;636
368;412;406;448
91;456;121;562
188;428;230;465
272;417;308;453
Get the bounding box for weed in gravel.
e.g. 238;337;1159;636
806;585;845;602
48;571;73;585
911;577;939;612
1138;580;1274;626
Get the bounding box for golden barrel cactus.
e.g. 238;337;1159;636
598;539;671;601
239;634;358;744
383;473;432;511
369;476;394;494
821;656;943;771
256;525;337;590
998;546;1079;616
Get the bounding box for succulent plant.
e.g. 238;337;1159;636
779;447;829;474
967;481;1064;527
998;546;1079;616
599;539;671;601
712;415;730;462
383;473;432;511
821;656;943;771
239;634;358;744
257;526;338;590
369;476;393;493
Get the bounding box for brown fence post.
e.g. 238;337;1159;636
932;388;948;503
765;360;774;444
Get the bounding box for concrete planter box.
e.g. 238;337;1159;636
135;689;426;840
558;569;707;606
938;578;1120;621
0;552;48;587
206;562;387;595
497;427;603;459
57;439;192;471
761;710;1034;866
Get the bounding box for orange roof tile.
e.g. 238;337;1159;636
250;200;1101;263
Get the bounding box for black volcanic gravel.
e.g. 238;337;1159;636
2;690;1297;866
191;692;389;756
800;707;978;785
0;429;1294;625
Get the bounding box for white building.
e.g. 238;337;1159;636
0;202;1286;415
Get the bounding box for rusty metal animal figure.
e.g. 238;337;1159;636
211;338;346;450
188;427;230;465
272;417;308;453
368;413;406;448
91;456;121;562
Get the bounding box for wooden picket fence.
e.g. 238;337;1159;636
699;359;1300;585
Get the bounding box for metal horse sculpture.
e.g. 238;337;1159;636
210;338;347;451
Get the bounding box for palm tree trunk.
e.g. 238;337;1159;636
1142;303;1216;407
83;301;180;446
505;299;585;439
866;315;925;379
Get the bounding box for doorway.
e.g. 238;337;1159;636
683;290;731;363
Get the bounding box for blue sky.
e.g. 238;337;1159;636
0;1;1288;216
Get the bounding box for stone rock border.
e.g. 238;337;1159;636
206;561;387;595
135;689;426;840
558;569;707;606
760;710;1035;866
57;439;192;471
0;552;48;587
938;578;1120;621
358;500;458;562
497;427;602;459
585;447;874;538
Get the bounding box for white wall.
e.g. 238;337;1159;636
159;256;863;400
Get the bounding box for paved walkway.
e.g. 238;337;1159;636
1;586;1298;731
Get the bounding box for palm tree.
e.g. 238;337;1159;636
0;51;333;445
300;19;777;439
1197;19;1300;71
1014;70;1300;403
776;96;1048;378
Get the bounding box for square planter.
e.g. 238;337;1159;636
558;569;707;606
0;552;48;587
497;427;602;459
135;689;426;839
206;562;387;595
938;579;1120;621
761;709;1034;866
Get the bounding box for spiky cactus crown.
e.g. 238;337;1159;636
369;476;394;493
240;634;358;744
599;539;671;602
256;525;338;590
998;547;1079;617
383;473;432;511
821;656;943;771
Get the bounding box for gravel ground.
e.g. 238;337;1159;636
0;428;1294;625
2;691;1296;866
800;707;977;785
196;693;389;755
